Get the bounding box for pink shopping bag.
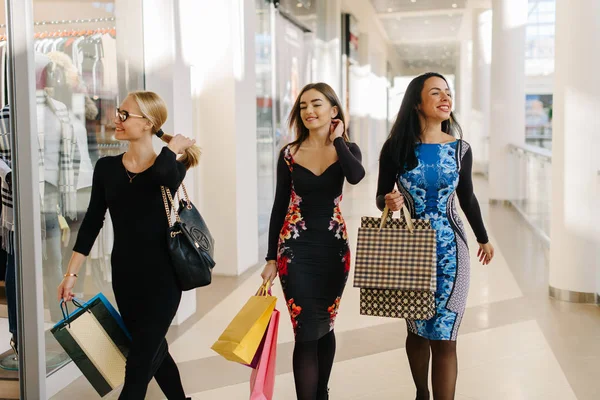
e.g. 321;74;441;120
249;309;280;400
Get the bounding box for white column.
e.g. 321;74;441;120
470;9;492;174
178;0;258;277
471;9;490;115
456;8;473;126
488;0;527;200
549;0;600;302
316;0;342;94
115;0;145;101
142;0;198;324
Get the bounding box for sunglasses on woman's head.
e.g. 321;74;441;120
116;108;146;122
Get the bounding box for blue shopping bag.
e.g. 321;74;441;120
51;293;131;397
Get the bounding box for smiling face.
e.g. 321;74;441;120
114;95;151;141
299;89;339;131
418;76;453;123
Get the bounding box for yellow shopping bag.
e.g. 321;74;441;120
211;282;277;365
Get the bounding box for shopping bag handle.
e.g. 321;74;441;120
379;204;414;233
256;280;273;297
59;298;87;328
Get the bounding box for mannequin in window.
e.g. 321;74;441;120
39;53;81;323
0;85;37;355
0;53;81;329
46;51;97;298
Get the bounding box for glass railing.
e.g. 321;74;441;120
507;143;552;246
525;125;552;150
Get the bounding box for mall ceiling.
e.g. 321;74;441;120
371;0;466;72
280;0;467;73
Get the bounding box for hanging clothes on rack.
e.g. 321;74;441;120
0;18;121;296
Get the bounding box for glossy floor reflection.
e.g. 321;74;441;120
50;172;600;400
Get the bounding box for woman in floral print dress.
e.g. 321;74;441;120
376;73;494;400
261;83;365;400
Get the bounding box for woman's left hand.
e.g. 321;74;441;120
477;242;494;265
329;119;344;141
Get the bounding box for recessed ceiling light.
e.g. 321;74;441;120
297;2;303;7
452;3;458;8
411;0;417;3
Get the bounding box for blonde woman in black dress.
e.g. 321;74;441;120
58;91;198;399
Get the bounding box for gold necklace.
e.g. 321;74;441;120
125;169;138;183
124;153;157;183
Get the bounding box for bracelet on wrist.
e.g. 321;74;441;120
64;273;78;278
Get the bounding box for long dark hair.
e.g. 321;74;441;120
383;72;462;173
288;82;349;150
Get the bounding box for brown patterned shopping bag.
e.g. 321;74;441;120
354;205;437;320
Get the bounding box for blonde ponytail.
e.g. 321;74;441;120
158;132;201;169
129;90;201;170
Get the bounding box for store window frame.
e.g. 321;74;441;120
4;0;146;397
6;0;47;397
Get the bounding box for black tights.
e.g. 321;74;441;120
406;331;457;400
292;330;336;400
119;334;186;399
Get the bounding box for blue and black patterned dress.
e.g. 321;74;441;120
376;139;488;341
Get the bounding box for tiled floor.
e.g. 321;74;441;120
49;172;600;400
191;321;577;400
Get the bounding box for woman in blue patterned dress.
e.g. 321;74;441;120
376;73;494;400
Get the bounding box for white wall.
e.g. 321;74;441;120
179;0;259;277
549;0;600;299
142;0;198;324
341;0;400;170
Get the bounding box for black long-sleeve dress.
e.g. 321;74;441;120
376;139;488;341
74;147;187;399
266;137;365;342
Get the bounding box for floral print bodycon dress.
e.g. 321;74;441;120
266;137;365;342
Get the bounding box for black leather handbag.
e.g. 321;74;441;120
161;184;215;290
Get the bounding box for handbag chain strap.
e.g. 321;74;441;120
178;183;193;210
161;182;191;230
161;186;182;228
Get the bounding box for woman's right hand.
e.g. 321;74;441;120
384;190;404;211
167;134;196;155
57;276;77;302
261;261;278;285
